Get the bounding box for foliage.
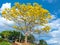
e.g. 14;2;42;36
39;39;48;45
8;30;25;42
2;2;51;33
0;30;22;42
27;34;35;43
0;30;11;41
0;41;11;45
0;38;3;42
31;43;35;45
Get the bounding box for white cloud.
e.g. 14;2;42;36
51;14;56;19
45;18;60;30
0;16;15;31
0;3;13;26
46;18;60;45
0;16;14;25
47;38;58;44
0;16;14;31
0;3;15;31
0;3;11;12
49;32;60;45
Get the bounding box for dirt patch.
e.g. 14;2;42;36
12;43;18;45
12;42;31;45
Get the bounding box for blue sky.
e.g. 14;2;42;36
0;0;60;45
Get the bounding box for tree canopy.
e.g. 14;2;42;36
2;2;51;33
2;2;52;43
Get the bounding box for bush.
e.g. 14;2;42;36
31;43;35;45
39;40;48;45
0;38;3;42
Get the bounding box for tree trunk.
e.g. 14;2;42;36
19;31;21;42
25;32;28;45
25;35;27;43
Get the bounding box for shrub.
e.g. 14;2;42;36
0;38;3;42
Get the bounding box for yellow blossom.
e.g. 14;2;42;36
2;10;7;15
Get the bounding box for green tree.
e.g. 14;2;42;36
8;30;24;42
27;34;35;43
1;30;11;41
39;39;48;45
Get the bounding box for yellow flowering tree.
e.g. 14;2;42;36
2;2;51;43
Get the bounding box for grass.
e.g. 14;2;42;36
0;41;12;45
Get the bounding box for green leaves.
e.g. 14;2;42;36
0;41;12;45
39;40;48;45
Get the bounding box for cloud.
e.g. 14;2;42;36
0;16;14;31
47;30;60;45
46;18;60;45
0;16;14;25
45;18;60;30
35;14;60;45
0;3;13;25
0;3;14;31
51;14;56;19
0;3;11;12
